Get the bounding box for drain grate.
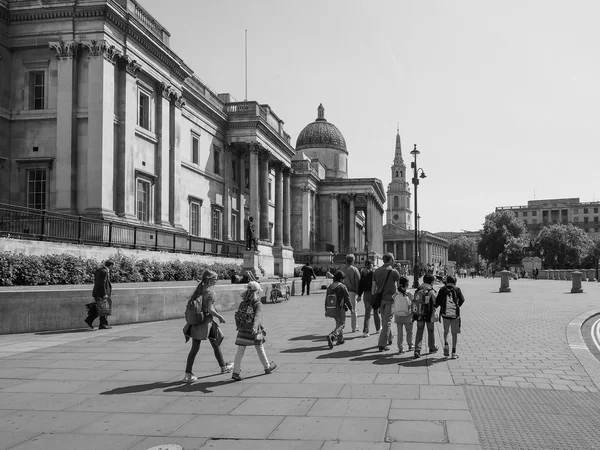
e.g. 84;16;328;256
108;336;151;343
465;385;600;450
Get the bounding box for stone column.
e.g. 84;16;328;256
349;194;356;253
223;147;232;240
156;83;172;224
274;162;283;246
249;145;260;235
365;195;373;252
82;40;121;217
115;55;139;221
170;95;185;229
301;186;310;249
331;194;339;252
238;150;246;240
283;167;291;246
50;41;80;213
259;150;270;241
403;241;407;260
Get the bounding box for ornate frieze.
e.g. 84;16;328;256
81;40;122;64
174;95;186;109
158;82;176;101
118;55;141;77
48;41;80;60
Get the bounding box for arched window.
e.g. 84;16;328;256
400;171;403;178
393;196;399;208
395;171;398;177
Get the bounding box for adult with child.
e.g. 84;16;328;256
231;281;277;381
339;253;361;333
358;259;379;337
324;270;354;348
412;273;439;358
394;276;414;354
435;275;465;359
183;270;233;383
373;252;399;352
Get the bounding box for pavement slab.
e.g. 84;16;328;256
0;277;598;449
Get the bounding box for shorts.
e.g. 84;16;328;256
443;316;460;335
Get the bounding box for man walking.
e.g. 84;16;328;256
358;260;379;337
246;217;258;251
372;252;399;351
339;254;361;332
301;262;316;295
85;260;114;330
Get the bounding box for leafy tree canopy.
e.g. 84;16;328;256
448;236;479;269
533;224;593;269
478;210;529;263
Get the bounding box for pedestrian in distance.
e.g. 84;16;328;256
373;252;399;352
85;260;114;330
435;275;465;359
393;276;414;354
324;270;354;349
231;281;277;381
300;262;316;295
339;253;361;332
412;273;439;358
358;259;379;337
183;270;233;383
246;216;258;251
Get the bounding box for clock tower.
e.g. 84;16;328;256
386;129;412;229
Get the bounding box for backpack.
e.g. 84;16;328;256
185;296;205;325
324;286;342;318
442;287;458;318
412;288;433;316
393;291;411;317
235;299;255;330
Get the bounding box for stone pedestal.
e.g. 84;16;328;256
587;269;596;282
242;243;275;279
273;245;295;277
571;271;583;293
499;270;511;293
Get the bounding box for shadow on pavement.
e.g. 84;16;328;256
35;328;94;335
101;381;183;395
315;346;380;360
288;334;323;342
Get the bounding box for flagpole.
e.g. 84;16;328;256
245;29;248;101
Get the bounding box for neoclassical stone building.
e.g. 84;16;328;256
382;131;448;267
0;0;295;276
290;104;386;260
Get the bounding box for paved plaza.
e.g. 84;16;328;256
0;277;599;449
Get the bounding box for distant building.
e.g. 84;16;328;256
496;198;600;237
382;131;448;267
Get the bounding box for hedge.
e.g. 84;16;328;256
0;252;242;287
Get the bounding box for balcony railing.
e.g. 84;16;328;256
0;203;244;258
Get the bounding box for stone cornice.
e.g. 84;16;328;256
49;41;80;60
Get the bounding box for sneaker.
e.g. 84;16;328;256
231;372;243;381
429;346;439;354
353;328;360;333
414;350;421;358
264;362;277;374
221;362;234;373
326;334;334;349
378;346;390;352
362;332;369;338
408;344;414;351
398;347;405;354
451;352;458;359
443;344;450;357
183;373;197;383
336;340;345;346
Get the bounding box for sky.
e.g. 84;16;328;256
142;0;600;233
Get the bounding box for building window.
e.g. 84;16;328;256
395;171;398;177
231;213;238;241
584;208;588;214
27;169;47;209
232;160;237;184
190;201;201;236
532;218;537;224
268;180;272;200
394;196;399;208
532;211;537;216
523;211;528;217
29;71;45;110
136;179;151;222
584;217;589;223
213;146;221;175
595;208;599;214
138;90;151;130
191;134;199;165
212;207;222;240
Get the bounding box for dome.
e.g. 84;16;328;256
295;104;347;154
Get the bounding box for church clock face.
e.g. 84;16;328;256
394;214;399;220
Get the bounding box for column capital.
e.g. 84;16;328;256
258;148;271;162
117;55;142;77
271;160;284;171
329;193;339;199
282;166;293;177
248;143;262;154
82;40;122;64
158;82;176;101
174;94;186;109
49;41;80;60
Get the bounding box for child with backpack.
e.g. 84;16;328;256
435;275;465;359
324;270;354;349
231;281;277;381
393;276;413;354
412;273;439;358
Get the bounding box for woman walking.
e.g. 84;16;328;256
231;281;277;381
183;270;233;383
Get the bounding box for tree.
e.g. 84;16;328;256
448;236;478;269
478;210;529;263
533;224;593;269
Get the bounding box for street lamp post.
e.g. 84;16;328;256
410;144;426;288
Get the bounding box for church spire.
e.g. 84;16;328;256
395;126;403;163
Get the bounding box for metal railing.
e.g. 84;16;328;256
0;202;244;258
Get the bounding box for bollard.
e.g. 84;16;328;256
571;271;583;293
499;270;511;292
587;269;596;282
290;279;296;296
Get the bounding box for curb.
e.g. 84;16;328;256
566;309;600;390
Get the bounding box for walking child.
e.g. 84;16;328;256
435;275;465;359
393;276;413;354
231;281;277;381
324;270;354;348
